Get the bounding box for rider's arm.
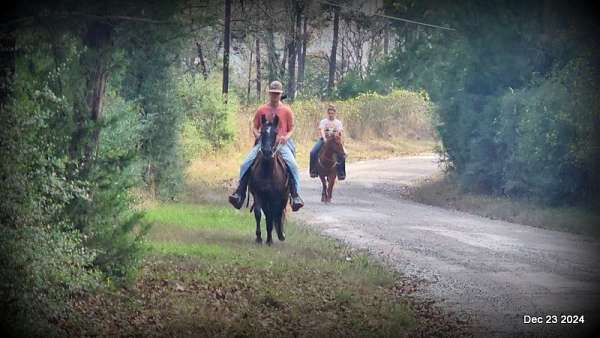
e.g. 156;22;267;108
283;110;294;142
318;119;327;139
252;109;262;139
252;126;261;139
285;128;294;142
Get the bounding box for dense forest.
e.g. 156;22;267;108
0;0;598;335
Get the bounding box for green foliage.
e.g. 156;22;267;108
384;0;600;205
117;19;186;199
67;90;149;282
497;57;600;203
297;56;329;99
0;226;101;337
178;74;238;151
291;89;433;143
335;68;396;100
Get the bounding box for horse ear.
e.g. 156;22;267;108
273;115;279;127
261;115;266;124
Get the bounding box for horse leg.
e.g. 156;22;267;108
327;174;336;203
265;205;273;246
254;200;262;244
320;175;327;202
274;201;286;241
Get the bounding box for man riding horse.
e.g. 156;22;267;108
309;104;346;179
228;81;304;212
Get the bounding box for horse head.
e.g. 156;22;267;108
325;131;344;155
259;115;279;159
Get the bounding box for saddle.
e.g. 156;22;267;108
249;151;290;186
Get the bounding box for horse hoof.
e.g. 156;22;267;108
266;240;273;246
255;238;263;244
277;232;286;241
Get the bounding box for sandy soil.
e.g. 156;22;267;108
293;154;600;337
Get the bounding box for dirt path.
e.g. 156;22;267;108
293;155;600;337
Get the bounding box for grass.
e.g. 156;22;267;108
405;174;600;238
62;203;469;337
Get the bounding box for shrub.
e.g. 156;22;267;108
0;226;101;337
179;74;238;151
290;89;434;144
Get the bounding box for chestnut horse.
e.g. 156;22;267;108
248;116;288;245
316;132;345;203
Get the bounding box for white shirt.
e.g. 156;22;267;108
319;118;343;133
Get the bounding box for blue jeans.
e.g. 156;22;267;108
309;138;324;174
240;139;301;194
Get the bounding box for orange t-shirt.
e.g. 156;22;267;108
253;103;294;137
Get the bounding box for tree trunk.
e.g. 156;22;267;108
266;29;278;82
286;9;301;101
71;21;113;168
340;35;345;81
297;16;308;95
327;6;340;98
280;36;288;80
255;38;261;102
222;0;232;99
247;48;253;103
384;22;389;56
196;42;209;79
0;26;15;109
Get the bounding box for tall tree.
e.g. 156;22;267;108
286;4;301;101
222;0;231;97
196;42;209;79
297;15;308;95
255;38;261;101
246;47;253;102
383;21;389;55
70;20;114;171
266;28;278;82
327;5;340;97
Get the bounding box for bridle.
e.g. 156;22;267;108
318;135;340;169
257;125;283;159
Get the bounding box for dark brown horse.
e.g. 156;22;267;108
316;132;345;203
248;116;289;245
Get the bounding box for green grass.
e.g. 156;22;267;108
407;174;600;238
64;203;468;337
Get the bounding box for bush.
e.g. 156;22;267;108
179;74;238;151
67;89;149;282
290;89;434;143
498;56;600;203
0;226;101;337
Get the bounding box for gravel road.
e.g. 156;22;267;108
293;155;600;337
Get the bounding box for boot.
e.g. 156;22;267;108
289;182;304;211
228;171;250;209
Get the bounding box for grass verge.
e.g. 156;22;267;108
404;174;600;238
61;203;470;337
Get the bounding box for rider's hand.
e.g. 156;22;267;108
277;135;287;145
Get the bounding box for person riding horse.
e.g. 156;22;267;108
228;81;304;212
309;104;346;179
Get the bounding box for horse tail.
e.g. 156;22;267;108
247;193;253;212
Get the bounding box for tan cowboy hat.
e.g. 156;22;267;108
268;80;284;93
